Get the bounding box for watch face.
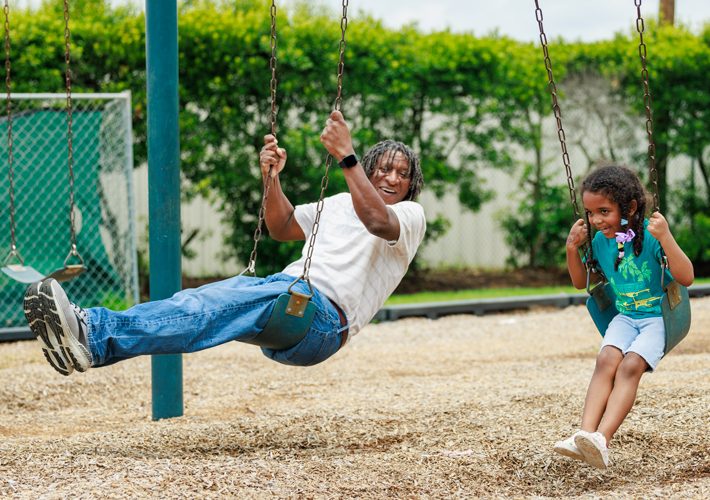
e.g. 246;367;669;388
340;154;359;168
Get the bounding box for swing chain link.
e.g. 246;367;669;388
242;171;274;277
269;0;277;136
4;0;15;255
334;0;348;112
64;0;78;252
535;0;595;271
634;0;660;213
533;1;588;255
300;0;348;283
635;0;670;281
241;0;278;277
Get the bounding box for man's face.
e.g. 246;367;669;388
368;151;411;205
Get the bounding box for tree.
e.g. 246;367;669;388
660;0;675;26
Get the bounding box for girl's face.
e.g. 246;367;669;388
582;191;637;239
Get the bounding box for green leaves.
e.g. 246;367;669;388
12;1;709;273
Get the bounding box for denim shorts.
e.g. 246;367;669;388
601;314;666;372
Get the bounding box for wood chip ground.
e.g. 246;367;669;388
1;298;710;499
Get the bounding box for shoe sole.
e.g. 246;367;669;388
40;279;92;373
24;282;73;376
575;434;608;470
553;443;585;462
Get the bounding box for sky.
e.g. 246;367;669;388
294;0;710;42
18;0;710;43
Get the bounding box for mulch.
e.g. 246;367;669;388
1;297;709;499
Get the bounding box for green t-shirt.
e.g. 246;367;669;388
591;219;673;318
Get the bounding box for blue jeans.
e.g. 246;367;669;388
86;273;348;368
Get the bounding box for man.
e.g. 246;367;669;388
24;111;426;375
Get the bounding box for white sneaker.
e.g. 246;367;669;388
40;279;92;373
575;431;609;470
554;432;586;462
23;281;74;376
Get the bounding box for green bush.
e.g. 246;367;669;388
12;1;710;275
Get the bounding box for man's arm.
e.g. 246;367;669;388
319;111;402;241
259;135;306;242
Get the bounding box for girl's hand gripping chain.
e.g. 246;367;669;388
647;211;694;287
566;219;588;251
646;211;670;245
566;219;591;289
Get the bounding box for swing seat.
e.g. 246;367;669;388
1;264;44;283
45;264;87;283
660;281;691;354
586;281;618;338
586;280;691;356
243;291;316;350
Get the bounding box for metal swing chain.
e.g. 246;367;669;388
241;0;279;277
269;0;277;138
3;0;18;262
635;0;671;289
533;1;582;223
533;0;599;275
634;0;660;213
298;0;348;285
63;0;81;264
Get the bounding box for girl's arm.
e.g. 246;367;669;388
566;218;592;289
648;212;694;287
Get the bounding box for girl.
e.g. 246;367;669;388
555;165;694;470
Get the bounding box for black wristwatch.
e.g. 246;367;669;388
338;153;359;169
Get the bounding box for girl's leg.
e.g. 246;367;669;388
597;352;647;440
580;346;624;433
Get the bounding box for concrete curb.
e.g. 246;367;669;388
373;284;710;322
2;285;710;341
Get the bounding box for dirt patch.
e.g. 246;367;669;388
1;298;710;498
394;267;573;294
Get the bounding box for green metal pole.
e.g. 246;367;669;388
146;0;183;420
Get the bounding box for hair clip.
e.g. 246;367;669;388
621;218;628;225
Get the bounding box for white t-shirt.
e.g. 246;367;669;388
281;192;426;339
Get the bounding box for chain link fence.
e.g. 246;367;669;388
0;92;138;332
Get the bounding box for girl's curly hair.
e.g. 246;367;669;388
582;165;649;271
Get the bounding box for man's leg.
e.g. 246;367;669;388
36;274;299;372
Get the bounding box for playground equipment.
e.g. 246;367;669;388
1;0;87;283
533;0;691;355
0;0;41;283
238;0;350;351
